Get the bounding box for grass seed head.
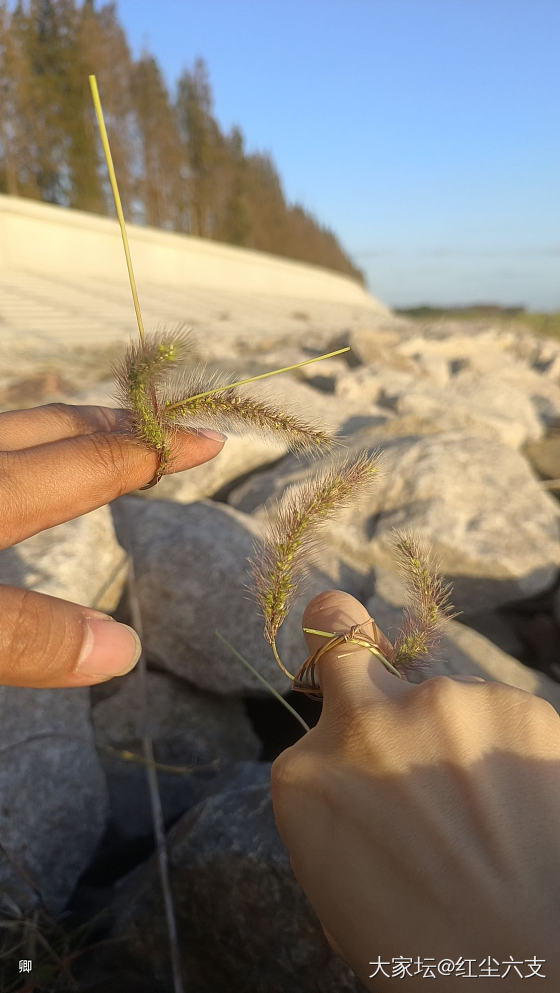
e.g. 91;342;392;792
387;528;461;672
113;327;193;474
161;366;337;454
251;450;382;643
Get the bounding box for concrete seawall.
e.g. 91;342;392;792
0;194;385;308
0;194;389;365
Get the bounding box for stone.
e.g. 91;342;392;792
369;564;526;661
106;767;362;993
92;669;261;839
137;432;287;504
0;506;127;613
228;430;560;617
228;452;315;516
0;686;108;914
358;431;560;615
395;370;543;448
110;497;362;696
348;321;413;366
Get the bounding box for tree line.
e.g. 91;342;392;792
0;0;364;283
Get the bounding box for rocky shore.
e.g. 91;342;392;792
1;306;559;992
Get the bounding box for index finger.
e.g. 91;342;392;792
0;405;226;547
0;403;131;451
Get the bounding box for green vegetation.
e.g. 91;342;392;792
0;0;363;283
396;305;560;340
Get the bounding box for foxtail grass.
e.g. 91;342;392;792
250;460;459;690
113;329;342;477
383;528;461;673
250;451;382;678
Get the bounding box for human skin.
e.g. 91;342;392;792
271;590;560;991
0;402;226;687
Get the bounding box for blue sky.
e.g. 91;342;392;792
116;0;559;309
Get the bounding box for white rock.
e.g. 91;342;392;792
362;431;560;614
138;433;288;504
395;370;543;448
0;506;127;612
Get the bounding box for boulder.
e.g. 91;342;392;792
395;370;543;448
110;497;361;696
0;506;127;613
107;766;362;993
335;366;415;409
92;669;260;839
137;432;287;504
359;431;560;615
0;686;108;913
228;429;560;616
348;321;413;366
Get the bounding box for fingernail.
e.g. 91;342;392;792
76;618;142;680
197;428;227;442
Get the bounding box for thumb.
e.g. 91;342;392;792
301;590;411;720
0;584;141;688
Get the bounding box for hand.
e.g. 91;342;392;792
0;403;225;688
271;590;560;991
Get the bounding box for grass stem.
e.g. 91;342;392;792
89;74;146;344
164;347;350;410
215;631;309;732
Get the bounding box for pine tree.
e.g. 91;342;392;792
175;57;218;237
131;54;182;229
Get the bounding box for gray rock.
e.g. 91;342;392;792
0;506;127;613
362;431;560;614
366;593;560;713
228;429;560;616
137;432;287;504
110;497;361;696
395;371;543;448
0;686;108;913
335;365;415;409
348;321;413;366
108;767;361;993
227;451;312;516
92;669;260;838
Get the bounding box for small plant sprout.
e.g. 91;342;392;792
251;472;460;697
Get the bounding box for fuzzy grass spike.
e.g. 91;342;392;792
250;451;382;677
113;330;191;477
385;528;461;673
162;363;336;454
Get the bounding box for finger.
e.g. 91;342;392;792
0;423;226;547
449;675;486;684
0;404;131;451
0;584;142;688
301;590;411;721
